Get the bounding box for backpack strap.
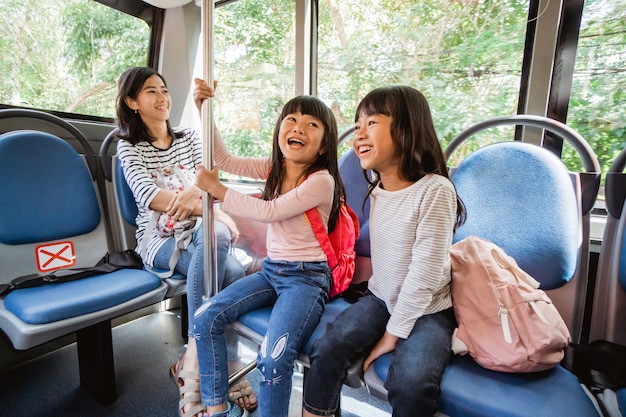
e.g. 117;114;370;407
304;208;338;269
140;213;202;279
0;249;144;296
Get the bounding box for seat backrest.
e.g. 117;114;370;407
338;148;371;258
338;148;374;284
0;130;107;282
452;142;580;287
446;115;600;344
589;147;626;345
115;156;140;227
99;129;139;253
98;130;187;298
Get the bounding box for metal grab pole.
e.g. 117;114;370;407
200;1;260;387
201;0;219;299
200;2;259;385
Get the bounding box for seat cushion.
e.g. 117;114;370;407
237;297;352;356
371;354;600;417
4;269;162;324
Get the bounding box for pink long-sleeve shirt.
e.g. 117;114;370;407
214;134;333;263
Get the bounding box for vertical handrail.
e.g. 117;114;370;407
200;3;259;386
201;0;218;298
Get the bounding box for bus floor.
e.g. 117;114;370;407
0;308;393;417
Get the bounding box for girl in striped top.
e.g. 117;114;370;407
303;85;466;417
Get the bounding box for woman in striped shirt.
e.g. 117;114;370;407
303;86;466;417
115;67;251;417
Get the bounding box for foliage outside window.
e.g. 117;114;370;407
211;0;529;164
565;0;626;181
211;0;296;161
0;0;623;183
0;0;149;118
317;0;529;163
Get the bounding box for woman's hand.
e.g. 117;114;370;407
195;164;228;201
363;331;399;372
193;78;217;113
166;186;202;220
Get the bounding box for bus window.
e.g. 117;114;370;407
566;0;626;184
0;0;150;119
317;0;530;153
210;0;296;165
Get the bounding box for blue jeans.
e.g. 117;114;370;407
153;221;234;335
303;292;456;417
192;258;331;417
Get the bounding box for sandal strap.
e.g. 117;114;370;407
182;401;205;417
176;367;203;417
178;369;200;380
179;380;200;393
180;392;201;407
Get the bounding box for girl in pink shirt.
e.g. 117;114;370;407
192;80;347;417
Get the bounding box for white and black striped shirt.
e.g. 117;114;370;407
117;127;202;266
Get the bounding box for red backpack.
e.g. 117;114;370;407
305;203;360;298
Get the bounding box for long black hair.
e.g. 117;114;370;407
356;85;466;230
114;66;180;144
262;95;346;232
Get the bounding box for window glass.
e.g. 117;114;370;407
317;0;529;161
566;0;626;182
212;0;296;164
0;0;149;118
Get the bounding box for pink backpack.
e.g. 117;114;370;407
449;235;571;373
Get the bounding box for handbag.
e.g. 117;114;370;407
140;164;201;278
449;235;571;373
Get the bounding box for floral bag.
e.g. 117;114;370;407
150;165;198;237
140;164;201;278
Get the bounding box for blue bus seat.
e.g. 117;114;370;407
369;353;600;417
233;297;353;366
363;115;602;416
338;143;370;256
588;146;626;416
337;145;372;285
99;130;187;299
230;145;372;388
0;126;168;405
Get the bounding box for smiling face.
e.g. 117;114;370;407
278;111;326;166
353;112;400;176
124;74;171;126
